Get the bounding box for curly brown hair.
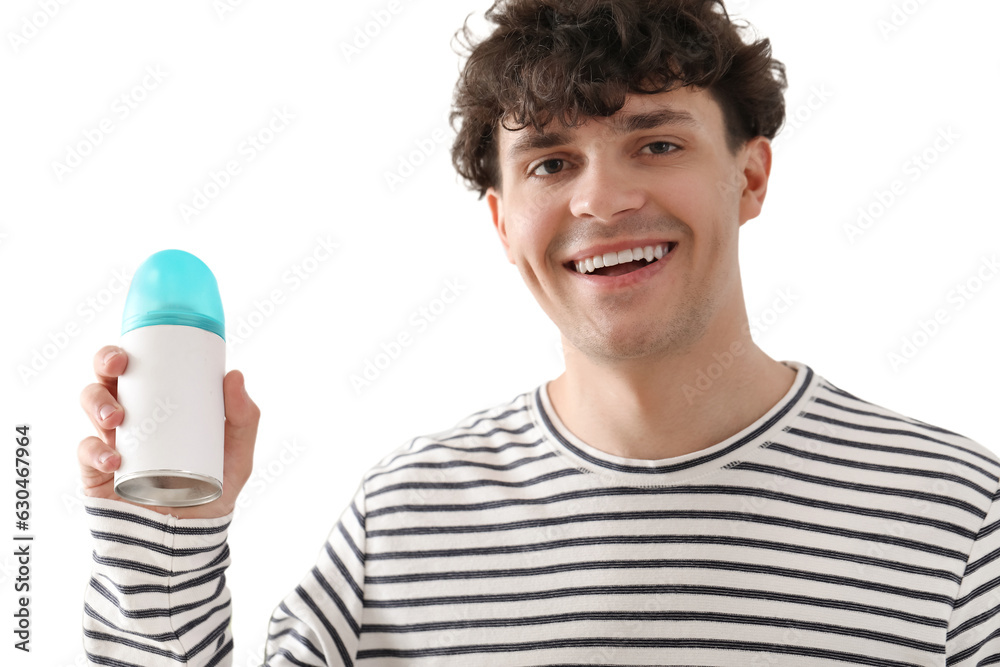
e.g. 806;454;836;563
449;0;788;199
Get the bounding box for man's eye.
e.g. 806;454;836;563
642;141;678;155
531;159;564;176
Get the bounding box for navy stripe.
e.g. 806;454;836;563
361;579;954;608
366;467;583;499
368;507;970;559
361;609;943;651
768;442;990;498
368;451;558;483
786;424;999;487
95;566;226;596
267;627;326;661
89;575;227;619
373;423;537;472
295;585;353;667
367;482;977;537
812;395;967;439
365;555;958;589
263;647;322;667
91;543;230;578
85;504;231;534
735;459;988;517
85;599;231;641
366;531;966;576
357;636;931;665
90;530;225;557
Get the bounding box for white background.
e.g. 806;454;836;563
1;0;997;665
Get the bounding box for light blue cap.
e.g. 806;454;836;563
121;249;225;339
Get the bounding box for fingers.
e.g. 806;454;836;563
80;381;124;447
92;345;128;398
81;346;129;447
78;435;120;494
222;370;260;489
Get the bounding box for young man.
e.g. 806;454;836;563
78;1;1000;664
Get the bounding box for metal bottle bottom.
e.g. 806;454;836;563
115;469;222;507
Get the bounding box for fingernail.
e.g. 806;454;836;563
98;405;115;422
103;350;120;366
98;451;115;465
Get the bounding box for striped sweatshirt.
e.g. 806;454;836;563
82;360;1000;666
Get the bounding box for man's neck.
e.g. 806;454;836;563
546;320;797;461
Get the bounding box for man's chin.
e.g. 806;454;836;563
561;325;698;364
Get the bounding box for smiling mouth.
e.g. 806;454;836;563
566;242;677;277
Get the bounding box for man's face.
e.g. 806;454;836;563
486;85;771;364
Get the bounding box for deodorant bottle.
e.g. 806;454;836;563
114;249;226;507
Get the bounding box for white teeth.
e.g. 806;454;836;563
573;243;672;274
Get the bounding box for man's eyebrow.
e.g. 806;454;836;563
506;130;572;161
612;108;699;134
505;107;699;161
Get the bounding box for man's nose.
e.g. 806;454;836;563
568;159;646;221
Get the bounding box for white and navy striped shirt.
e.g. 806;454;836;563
83;360;1000;665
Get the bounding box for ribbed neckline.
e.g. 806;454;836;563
530;360;818;485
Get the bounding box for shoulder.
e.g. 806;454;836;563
800;371;999;488
361;386;545;488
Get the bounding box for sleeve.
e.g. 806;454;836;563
263;480;368;667
82;480;368;667
81;496;236;666
946;480;1000;664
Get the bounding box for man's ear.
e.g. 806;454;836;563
486;186;515;264
738;136;772;226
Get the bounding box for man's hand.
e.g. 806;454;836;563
78;345;260;519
